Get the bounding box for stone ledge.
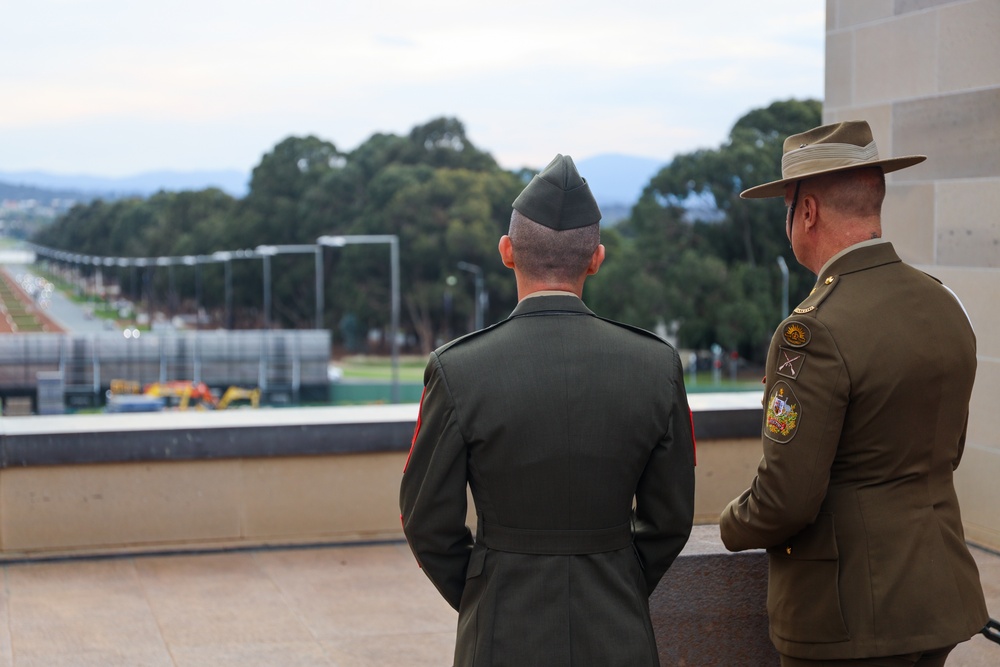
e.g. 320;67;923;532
0;397;763;468
652;524;778;665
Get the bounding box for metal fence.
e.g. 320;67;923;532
0;330;331;408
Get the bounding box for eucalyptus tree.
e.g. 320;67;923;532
592;98;822;360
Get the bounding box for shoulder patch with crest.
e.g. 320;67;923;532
765;381;800;444
782;321;811;347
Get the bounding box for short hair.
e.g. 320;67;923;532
810;166;886;218
508;210;600;283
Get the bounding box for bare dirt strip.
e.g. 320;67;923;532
0;267;65;334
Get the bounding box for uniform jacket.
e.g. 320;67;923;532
400;293;696;667
720;242;987;660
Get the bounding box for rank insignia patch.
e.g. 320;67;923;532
782;321;811;347
765;381;800;443
776;347;806;380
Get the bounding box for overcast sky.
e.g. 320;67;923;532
2;1;825;176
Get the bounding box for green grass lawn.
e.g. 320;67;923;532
333;355;761;392
335;355;427;383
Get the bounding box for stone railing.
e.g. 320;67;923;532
0;393;775;663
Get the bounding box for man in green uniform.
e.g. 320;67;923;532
400;154;696;667
720;121;988;666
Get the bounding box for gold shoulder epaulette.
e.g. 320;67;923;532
792;274;839;314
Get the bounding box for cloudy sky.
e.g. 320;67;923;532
2;1;825;176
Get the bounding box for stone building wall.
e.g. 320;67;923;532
824;0;1000;547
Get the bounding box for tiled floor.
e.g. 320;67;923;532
0;540;997;666
0;543;455;667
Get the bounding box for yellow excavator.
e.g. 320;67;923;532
215;385;261;410
108;380;260;411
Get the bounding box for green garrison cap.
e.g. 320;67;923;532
512;154;602;230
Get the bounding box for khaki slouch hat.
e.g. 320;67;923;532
740;120;926;199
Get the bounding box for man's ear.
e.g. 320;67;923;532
586;244;606;276
498;235;515;268
801;195;819;232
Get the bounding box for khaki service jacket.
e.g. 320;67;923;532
720;242;987;660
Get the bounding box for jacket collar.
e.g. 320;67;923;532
819;240;901;281
509;293;594;319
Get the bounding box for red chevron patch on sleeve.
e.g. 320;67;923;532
689;408;697;466
402;387;427;473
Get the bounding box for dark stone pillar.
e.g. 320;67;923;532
650;525;779;665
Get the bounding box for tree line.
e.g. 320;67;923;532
32;101;821;361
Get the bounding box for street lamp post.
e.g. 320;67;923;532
457;261;485;331
157;256;175;320
254;245;324;331
317;234;400;403
211;251;233;329
182;256;202;329
135;258;149;316
102;257;115;312
776;255;790;317
315;245;324;330
255;245;279;329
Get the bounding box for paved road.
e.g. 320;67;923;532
2;262;113;334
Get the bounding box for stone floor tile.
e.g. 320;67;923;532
170;641;334;667
255;544;456;639
5;559;169;659
0;569;13;667
0;541;994;666
11;647;174;667
133;551;315;648
322;632;456;667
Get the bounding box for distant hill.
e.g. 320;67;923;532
576;153;666;210
0;181;90;204
0;169;249;198
1;156;663;224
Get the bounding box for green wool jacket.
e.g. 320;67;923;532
400;294;696;667
720;242;988;660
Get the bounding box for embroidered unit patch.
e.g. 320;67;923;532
776;347;806;380
765;381;800;443
782;322;811;347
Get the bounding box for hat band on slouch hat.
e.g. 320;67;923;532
781;141;879;179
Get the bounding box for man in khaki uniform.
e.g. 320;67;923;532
720;121;988;666
400;154;696;666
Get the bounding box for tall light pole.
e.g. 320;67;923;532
102;257;115;311
135;258;149;314
315;245;324;330
211;251;233;329
457;261;485;331
115;257;130;304
90;256;102;313
776;255;789;317
255;245;277;329
157;256;176;320
318;234;400;403
182;256;203;328
252;244;324;330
